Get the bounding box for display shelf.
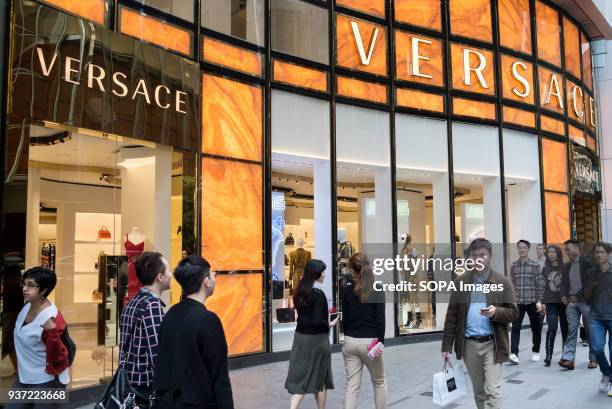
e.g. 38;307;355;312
75;240;122;244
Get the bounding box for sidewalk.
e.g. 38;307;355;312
80;328;610;408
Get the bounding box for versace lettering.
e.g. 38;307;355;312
35;47;187;114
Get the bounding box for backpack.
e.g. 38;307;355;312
61;325;77;365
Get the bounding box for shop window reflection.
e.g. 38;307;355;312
202;0;264;46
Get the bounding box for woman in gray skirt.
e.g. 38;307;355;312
285;259;339;409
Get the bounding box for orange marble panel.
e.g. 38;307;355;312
396;88;445;113
201;158;263;271
545;192;570;244
503;106;536;128
542;138;568;192
273;60;328;92
451;43;495;96
563;17;581;79
538;67;565;115
498;0;531;55
540;114;565;136
337;0;385;18
568;125;586;147
452;97;496;120
536;1;561;67
501;55;534;104
449;0;492;43
566;81;585;124
203;37;262;77
395;31;444;87
395;0;441;31
581;32;593;90
202;75;262;162
206;273;263;356
587;135;597;152
336;76;387;104
42;0;105;25
120;7;191;55
336;14;387;76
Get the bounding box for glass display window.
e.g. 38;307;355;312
0;123;194;390
202;0;265;46
270;90;330;351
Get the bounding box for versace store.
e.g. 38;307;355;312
0;0;608;396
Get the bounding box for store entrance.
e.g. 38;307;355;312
573;193;600;244
0;123;194;389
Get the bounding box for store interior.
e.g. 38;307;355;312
0;124;192;389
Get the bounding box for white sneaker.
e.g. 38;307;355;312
509;353;519;365
531;353;541;362
608;384;612;397
599;375;610;392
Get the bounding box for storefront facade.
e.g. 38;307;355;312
0;0;609;394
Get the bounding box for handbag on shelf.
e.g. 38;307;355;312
285;233;295;246
98;226;112;240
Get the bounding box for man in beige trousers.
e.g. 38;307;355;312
442;238;518;409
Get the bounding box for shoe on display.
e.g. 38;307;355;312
508;354;519;365
531;353;540;362
559;360;575;370
588;360;598;369
599;375;610;393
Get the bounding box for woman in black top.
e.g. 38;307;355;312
285;259;338;409
541;245;568;366
342;253;387;409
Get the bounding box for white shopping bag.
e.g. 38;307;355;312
432;360;467;406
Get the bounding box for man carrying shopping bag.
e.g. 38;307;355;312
441;238;519;409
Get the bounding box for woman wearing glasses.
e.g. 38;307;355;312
7;267;70;408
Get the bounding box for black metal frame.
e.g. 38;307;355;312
0;0;603;363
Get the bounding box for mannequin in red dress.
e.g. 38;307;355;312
124;227;145;305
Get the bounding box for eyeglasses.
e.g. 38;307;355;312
21;281;39;289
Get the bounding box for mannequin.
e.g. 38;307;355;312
289;238;311;295
399;234;424;329
125;227;145;304
337;227;354;278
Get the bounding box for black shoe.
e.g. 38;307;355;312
544;353;552;366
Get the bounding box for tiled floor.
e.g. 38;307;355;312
79;327;611;409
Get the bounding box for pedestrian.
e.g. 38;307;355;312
536;244;547;271
559;239;598;370
118;252;172;404
2;264;24;375
509;240;545;364
285;259;338;409
342;253;386;409
541;245;568;366
442;238;518;409
584;242;612;396
7;267;70;409
153;255;234;408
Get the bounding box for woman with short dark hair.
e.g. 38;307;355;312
7;267;69;409
285;259;338;409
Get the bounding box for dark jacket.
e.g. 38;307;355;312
560;255;593;302
153;298;233;409
442;270;518;364
295;288;329;335
342;281;385;343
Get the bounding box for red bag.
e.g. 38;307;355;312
98;226;111;240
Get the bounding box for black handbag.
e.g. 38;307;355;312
285;233;295;246
94;367;147;409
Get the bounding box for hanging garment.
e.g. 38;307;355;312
289;248;312;292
